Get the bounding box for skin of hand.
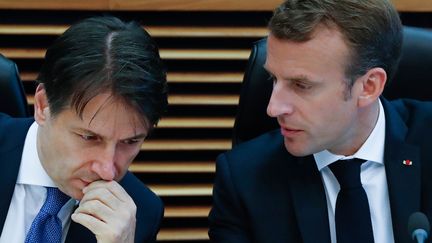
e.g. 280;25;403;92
71;180;137;243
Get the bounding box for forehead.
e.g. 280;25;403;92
61;92;149;138
265;27;351;79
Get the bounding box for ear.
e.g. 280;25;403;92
356;67;387;108
34;83;51;125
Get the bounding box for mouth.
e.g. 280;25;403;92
80;179;93;187
280;127;303;137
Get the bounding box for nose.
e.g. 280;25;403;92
91;145;117;181
266;81;294;117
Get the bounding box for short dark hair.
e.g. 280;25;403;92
268;0;403;89
37;16;168;126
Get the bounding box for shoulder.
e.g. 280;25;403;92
386;98;432;147
120;171;163;214
0;112;15;131
223;129;292;163
387;98;432;126
389;99;432;117
120;172;162;206
0;113;34;152
225;129;286;161
216;129;295;181
120;172;163;241
0;112;33;131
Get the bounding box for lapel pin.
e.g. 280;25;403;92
403;159;413;166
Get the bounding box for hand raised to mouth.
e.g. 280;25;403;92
71;180;136;243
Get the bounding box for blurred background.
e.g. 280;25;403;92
0;0;431;242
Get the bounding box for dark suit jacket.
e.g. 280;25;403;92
0;113;164;243
209;98;432;243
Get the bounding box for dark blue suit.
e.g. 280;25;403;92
0;113;163;243
209;98;432;243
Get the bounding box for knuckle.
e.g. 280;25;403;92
85;200;100;214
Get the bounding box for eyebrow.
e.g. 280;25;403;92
123;134;147;140
73;128;147;141
262;65;313;83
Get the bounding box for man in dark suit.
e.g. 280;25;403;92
209;0;432;242
0;16;167;243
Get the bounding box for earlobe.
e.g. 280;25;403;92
357;68;387;107
34;84;50;124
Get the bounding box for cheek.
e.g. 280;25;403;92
114;146;141;175
61;146;99;178
54;132;86;158
318;103;355;138
121;143;142;159
306;98;351;134
46;137;76;170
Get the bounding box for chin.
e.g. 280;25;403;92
75;193;84;201
68;189;83;200
284;140;314;157
65;180;84;200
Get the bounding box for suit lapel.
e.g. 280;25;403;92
288;155;331;243
382;99;421;243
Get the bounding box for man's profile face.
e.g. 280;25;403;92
265;26;365;156
35;89;149;200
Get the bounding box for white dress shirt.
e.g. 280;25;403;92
314;100;395;243
0;122;77;243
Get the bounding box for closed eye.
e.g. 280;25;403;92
122;139;142;145
294;81;312;90
76;133;99;141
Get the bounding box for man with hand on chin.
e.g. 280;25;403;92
0;16;167;243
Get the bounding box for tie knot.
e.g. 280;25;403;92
329;158;365;189
41;187;70;216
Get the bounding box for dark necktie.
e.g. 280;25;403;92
25;187;70;243
329;158;374;243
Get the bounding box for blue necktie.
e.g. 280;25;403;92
329;158;374;243
25;187;70;243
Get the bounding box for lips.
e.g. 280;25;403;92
280;127;303;137
80;179;93;187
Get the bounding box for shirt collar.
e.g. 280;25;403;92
314;99;386;171
17;121;57;187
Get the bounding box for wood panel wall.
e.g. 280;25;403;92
0;1;431;242
0;0;432;11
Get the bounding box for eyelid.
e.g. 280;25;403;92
294;81;313;90
79;134;99;141
122;138;143;145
